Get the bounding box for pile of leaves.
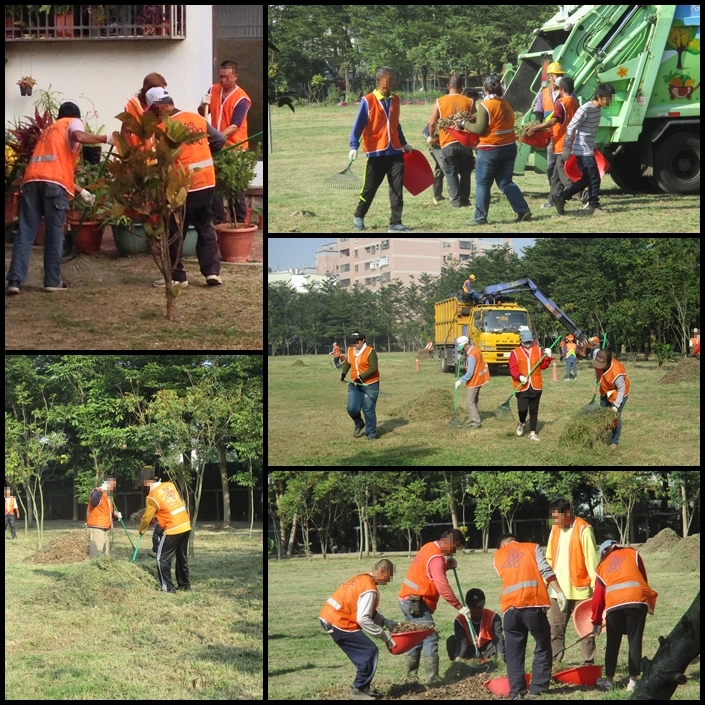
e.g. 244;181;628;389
657;358;699;384
433;110;476;139
31;530;90;564
391;622;438;634
515;120;543;138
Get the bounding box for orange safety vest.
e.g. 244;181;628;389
146;481;191;534
437;94;474;148
165;111;215;191
465;344;490;388
457;608;497;649
494;541;550;614
540;85;558;116
552;95;579;153
319;573;379;631
399;541;445;612
511;344;544;392
597;358;630;399
425;342;434;352
86;488;115;530
5;496;18;514
22;117;80;196
333;344;341;356
361;92;403;153
209;84;251;149
478;98;516;148
596;547;658;614
548;516;593;588
347;345;380;385
124;96;147;148
565;342;577;359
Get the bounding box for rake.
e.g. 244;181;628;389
495;334;562;420
580;331;608;414
326;156;362;190
452;568;487;662
448;353;466;427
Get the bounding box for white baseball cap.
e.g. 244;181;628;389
145;87;173;107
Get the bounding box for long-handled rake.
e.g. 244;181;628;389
495;334;562;420
580;331;608;414
448;353;466;427
326;157;362;190
131;533;143;563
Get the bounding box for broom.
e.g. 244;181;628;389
326;156;362;190
580;331;608;414
495;334;562;420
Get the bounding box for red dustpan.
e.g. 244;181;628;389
573;599;605;637
389;628;434;655
403;149;434;196
483;674;530;697
564;150;609;182
445;127;480;148
553;665;603;686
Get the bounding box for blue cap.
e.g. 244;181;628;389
520;329;534;343
599;540;617;557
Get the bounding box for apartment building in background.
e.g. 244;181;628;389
315;238;513;288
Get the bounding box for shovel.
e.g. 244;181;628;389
495;335;562;420
580;332;608;414
452;568;487;662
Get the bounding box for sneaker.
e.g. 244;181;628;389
528;432;541;442
588;206;608;216
541;200;554;208
388;223;412;232
350;687;376;700
354;216;365;231
206;275;223;286
44;282;68;292
367;436;378;441
467;219;489;225
627;678;638;693
552;193;566;215
353;425;365;438
595;677;613;691
610;443;619;450
515;211;532;223
152;279;189;288
516;423;525;437
6;281;21;295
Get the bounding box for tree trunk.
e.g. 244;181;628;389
217;440;231;527
631;590;700;699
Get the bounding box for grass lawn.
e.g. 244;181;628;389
268;105;700;234
268;549;700;700
267;353;700;466
5;520;263;699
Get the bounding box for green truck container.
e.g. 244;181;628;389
506;4;700;193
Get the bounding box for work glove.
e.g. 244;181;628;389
561;147;571;161
201;92;211;105
78;189;96;206
455;379;463;389
382;617;399;630
384;635;397;652
459;606;472;620
544;347;552;357
445;557;457;570
115;511;122;520
519;375;528;384
341;373;347;383
556;592;568;613
611;405;620;413
591;623;602;637
354;376;363;385
349;149;358;161
105;132;116;146
402;143;413;153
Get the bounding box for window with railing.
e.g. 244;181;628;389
5;5;186;40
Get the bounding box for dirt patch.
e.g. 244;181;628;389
639;527;681;555
31;530;90;564
657;358;700;384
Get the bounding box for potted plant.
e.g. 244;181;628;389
52;4;74;38
213;144;260;263
17;76;37;96
111;215;150;255
66;157;110;253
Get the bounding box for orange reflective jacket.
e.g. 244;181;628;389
361;92;403;153
348;345;380;385
319;573;379;631
399;541;444;612
465;345;490;388
86;488;114;530
478;98;516;148
548;516;593;588
168;111;215;191
210;84;250;149
596;547;658;614
494;541;550;613
146;482;191;534
22;118;80;196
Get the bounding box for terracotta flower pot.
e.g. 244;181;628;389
214;222;257;263
68;218;104;253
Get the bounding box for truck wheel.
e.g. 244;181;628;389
652;132;700;194
440;350;448;373
607;145;658;193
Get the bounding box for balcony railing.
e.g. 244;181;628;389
5;5;186;40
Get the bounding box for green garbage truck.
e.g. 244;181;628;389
506;5;700;193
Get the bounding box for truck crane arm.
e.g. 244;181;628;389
483;278;585;341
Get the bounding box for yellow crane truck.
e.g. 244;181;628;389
434;296;532;373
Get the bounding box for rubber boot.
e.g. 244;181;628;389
404;651;420;681
423;655;442;684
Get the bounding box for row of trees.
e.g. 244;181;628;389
268;470;700;559
5;355;263;554
268;238;700;357
268;5;556;103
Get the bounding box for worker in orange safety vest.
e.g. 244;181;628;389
5;486;21;539
86;475;122;558
593;348;630;449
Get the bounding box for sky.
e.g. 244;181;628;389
268;238;536;272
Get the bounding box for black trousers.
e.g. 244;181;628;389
320;619;378;690
504;607;552;698
604;605;647;678
517;389;542;432
155;530;191;592
354;154;404;225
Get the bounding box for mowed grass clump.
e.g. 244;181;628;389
36;556;158;607
31;529;89;564
559;407;617;449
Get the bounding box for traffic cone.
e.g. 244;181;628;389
415;357;420;372
552;358;558;382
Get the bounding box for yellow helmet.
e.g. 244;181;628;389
469;274;476;281
547;62;565;75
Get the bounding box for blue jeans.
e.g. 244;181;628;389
560;153;601;207
565;358;578;379
347;382;379;438
398;598;439;657
7;181;69;287
473;143;529;223
601;395;628;445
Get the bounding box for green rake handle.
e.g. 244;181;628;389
499;334;562;407
588;331;609;402
452;568;480;650
131;533;143;563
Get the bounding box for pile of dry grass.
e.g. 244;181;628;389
657;358;699;384
37;556;157;608
670;533;700;571
559;408;616;449
291;359;306;367
639;527;681;554
31;530;89;564
388;388;455;421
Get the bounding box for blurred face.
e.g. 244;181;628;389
378;71;395;96
378;567;393;585
595;94;612;108
548;73;559;87
4;488;10;497
106;478;116;492
220;65;238;90
354;338;364;351
551;509;572;528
